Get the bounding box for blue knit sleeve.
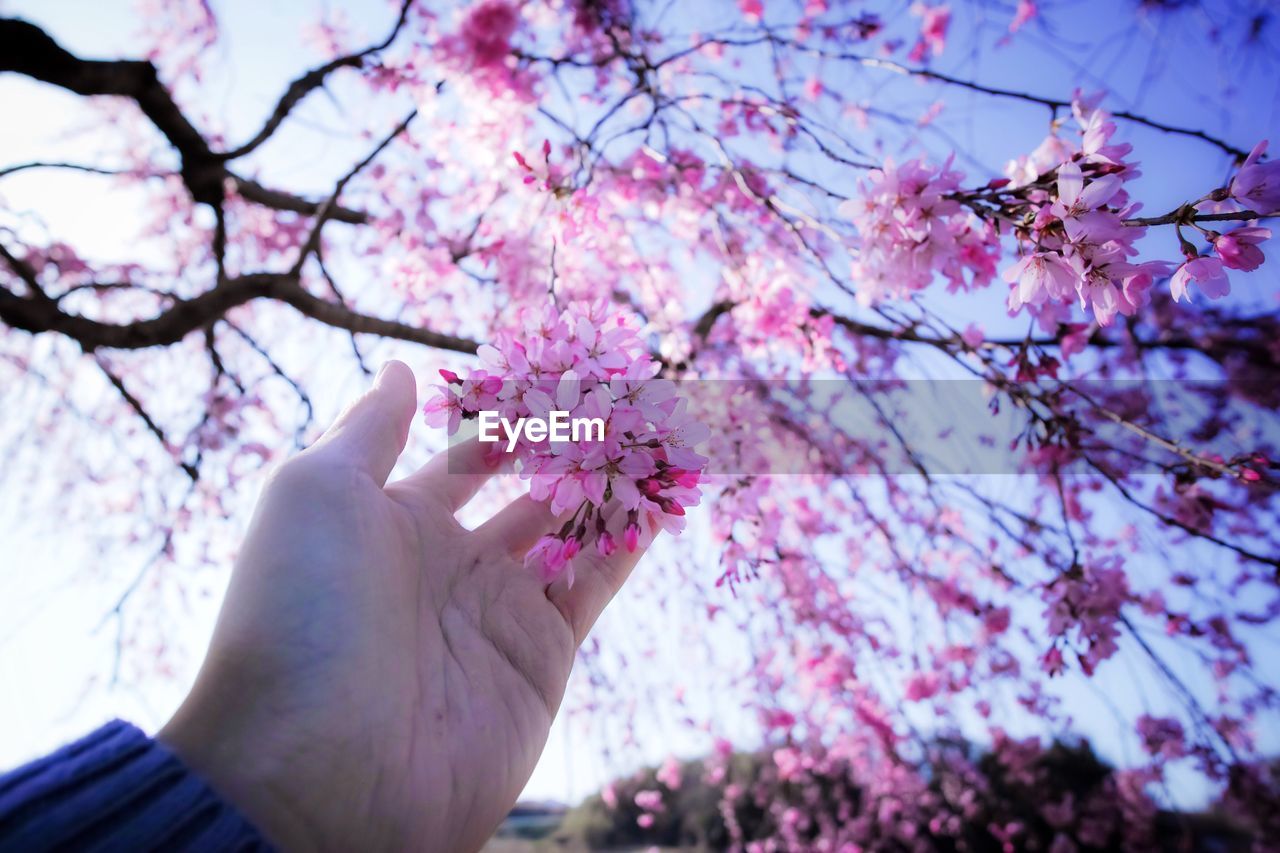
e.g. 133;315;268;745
0;720;274;852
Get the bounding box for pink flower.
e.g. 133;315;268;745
1042;558;1130;675
738;0;763;22
1136;715;1187;760
904;672;942;701
421;386;464;433
457;0;519;68
1212;225;1270;272
1041;646;1066;677
425;300;707;579
1051;161;1122;240
1009;0;1036;33
656;755;682;790
960;323;985;349
524;535;566;582
983;607;1012;636
909;3;951;61
842;156;998;302
596;530;617;557
634;789;664;812
1003;252;1078;312
1170;256;1230;302
773;747;804;780
1230;140;1280;214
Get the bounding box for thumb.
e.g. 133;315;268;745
317;361;417;485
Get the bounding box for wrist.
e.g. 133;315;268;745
158;677;320;851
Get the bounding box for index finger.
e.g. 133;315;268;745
392;434;511;513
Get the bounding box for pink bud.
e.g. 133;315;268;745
1241;467;1262;483
524;535;566;582
439;368;460;384
513;151;530;169
541;138;551;158
624;522;640;553
596;530;617;557
560;537;582;562
1212;225;1270;272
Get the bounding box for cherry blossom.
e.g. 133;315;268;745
422;301;707;584
1230;140;1280;214
1170;256;1231;302
1212;225;1270;272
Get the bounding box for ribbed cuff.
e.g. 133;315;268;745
0;720;273;852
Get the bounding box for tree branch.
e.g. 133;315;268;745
216;0;415;162
95;355;198;481
0;16;225;203
660;34;1251;160
231;174;367;224
0;268;477;354
0;15;386;223
291;109;417;275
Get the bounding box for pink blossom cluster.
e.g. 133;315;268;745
1041;557;1130;676
1001;98;1275;327
841;92;1274;332
437;0;530;96
1169;140;1278;302
999;95;1172;328
839;155;999;304
422;301;708;584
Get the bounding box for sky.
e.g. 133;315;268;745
1;0;1279;811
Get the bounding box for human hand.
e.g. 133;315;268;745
158;361;647;851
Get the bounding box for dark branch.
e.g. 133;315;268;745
216;0;415;162
0;161;158;180
0;268;477;354
860;56;1252;161
0;16;225;203
1124;209;1268;228
0;15;383;223
231;174;367;224
291;110;417;273
95;355;198;480
661;34;1251;161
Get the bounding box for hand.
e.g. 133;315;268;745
158;361;646;851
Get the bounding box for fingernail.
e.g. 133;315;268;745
373;362;391;387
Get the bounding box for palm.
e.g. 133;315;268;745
161;363;642;852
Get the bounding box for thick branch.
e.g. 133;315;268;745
0;270;477;354
0;16;382;223
0;16;224;203
231;175;367;224
278;286;477;352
